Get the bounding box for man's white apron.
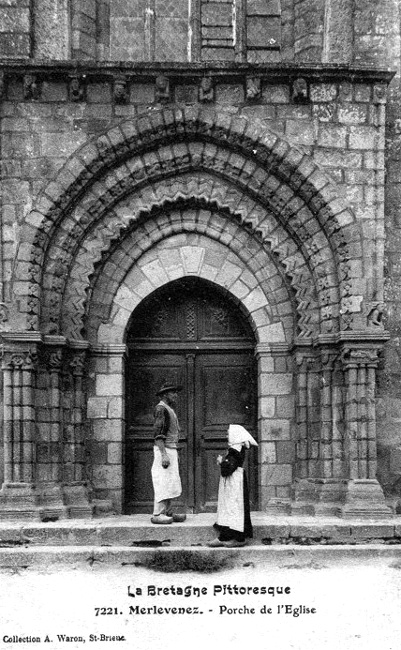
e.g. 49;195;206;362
151;447;182;503
216;467;244;532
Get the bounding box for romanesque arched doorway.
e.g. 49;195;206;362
124;277;257;514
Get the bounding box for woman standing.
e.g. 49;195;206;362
208;424;258;548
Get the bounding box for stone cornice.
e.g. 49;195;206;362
0;60;395;85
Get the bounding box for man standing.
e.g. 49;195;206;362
151;382;187;524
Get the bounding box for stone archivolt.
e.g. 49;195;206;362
1;106;390;520
15;108;359;340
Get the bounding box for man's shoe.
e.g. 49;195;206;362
207;538;225;547
166;512;187;523
151;514;173;524
222;539;247;548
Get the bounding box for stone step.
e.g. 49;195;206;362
0;513;400;548
1;544;401;570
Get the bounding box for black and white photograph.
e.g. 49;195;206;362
0;1;400;648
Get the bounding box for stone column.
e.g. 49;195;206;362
62;343;93;518
291;345;322;514
340;345;391;518
0;335;40;520
292;344;348;515
36;340;68;519
310;347;347;513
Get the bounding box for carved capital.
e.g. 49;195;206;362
320;349;339;370
294;350;316;371
341;347;380;369
48;349;63;372
69;351;87;376
2;349;38;371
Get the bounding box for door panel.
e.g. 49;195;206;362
125;353;188;513
195;353;256;511
124;278;257;514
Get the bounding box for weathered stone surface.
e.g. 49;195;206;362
0;0;397;519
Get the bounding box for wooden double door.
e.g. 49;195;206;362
124;279;257;513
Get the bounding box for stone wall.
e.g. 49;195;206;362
0;0;32;58
1;0;401;517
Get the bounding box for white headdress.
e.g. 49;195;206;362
228;424;258;452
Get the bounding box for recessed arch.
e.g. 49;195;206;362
13;106;363;338
93;231;290;346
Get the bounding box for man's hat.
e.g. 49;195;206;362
156;382;183;396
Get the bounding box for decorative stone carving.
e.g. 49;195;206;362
155;75;170;103
0;71;4;99
339;81;353;101
69;76;85;102
292;78;309;104
23;75;40;100
367;303;384;328
113;75;128;104
48;349;63;371
70;351;86;376
246;77;261;101
341;347;379;368
199;77;214;103
373;84;387;104
2;350;38;371
0;304;8;329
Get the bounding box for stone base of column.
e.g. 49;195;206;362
63;484;95;519
0;483;41;520
340;479;393;519
291;478;348;516
38;483;68;521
